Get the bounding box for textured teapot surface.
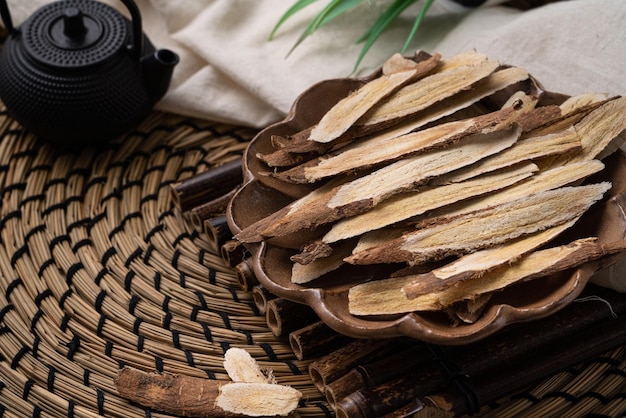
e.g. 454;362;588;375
0;0;179;144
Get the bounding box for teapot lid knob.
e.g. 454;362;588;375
63;8;87;38
47;7;103;50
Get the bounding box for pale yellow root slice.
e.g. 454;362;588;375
281;106;519;184
224;347;274;384
346;182;611;266
352;227;408;255
381;52;424;74
502;91;538;111
216;382;302;417
358;58;500;126
450;293;493;324
401;219;578;298
432;125;582;184
291;240;355;284
327;124;522;209
548;96;626;167
348;237;626;315
348;160;603;256
307;53;441;144
323;162;537;244
559;92;609;116
436;49;492;71
353;65;530;143
426;159;605;223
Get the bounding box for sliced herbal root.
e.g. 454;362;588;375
559;92;609;116
571;96;626;160
436;49;493;71
425;159;605;224
275;106;519;184
345;183;611;266
326;124;521;210
224;347;274;384
431;124;582;184
291;240;356;284
270;126;520;242
546;96;626;167
348;238;626;315
401;219;578;298
264;65;529;157
357;58;500;127
216;383;302;417
245;124;522;244
450;293;493;324
322;162;537;245
234;174;351;245
307;53;441;144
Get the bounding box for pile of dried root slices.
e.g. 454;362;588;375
235;50;626;324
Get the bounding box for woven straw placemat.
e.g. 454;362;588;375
0;105;625;418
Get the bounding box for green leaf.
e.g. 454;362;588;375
269;0;319;41
353;0;415;71
288;0;365;56
319;0;364;27
400;0;436;54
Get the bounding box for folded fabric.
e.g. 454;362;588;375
159;0;626;128
6;1;625;128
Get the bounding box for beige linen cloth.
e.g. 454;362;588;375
6;0;626;127
5;0;626;290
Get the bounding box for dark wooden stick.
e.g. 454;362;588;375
265;298;319;337
204;215;232;249
289;321;353;361
235;259;259;292
381;400;452;418
425;304;626;415
171;159;242;212
221;239;245;268
190;187;240;228
251;285;277;315
335;286;626;418
336;365;446;418
325;342;430;407
308;338;410;393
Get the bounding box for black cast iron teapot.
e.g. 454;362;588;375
0;0;179;144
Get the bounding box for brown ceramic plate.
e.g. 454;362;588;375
227;59;626;345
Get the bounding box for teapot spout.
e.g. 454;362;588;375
142;48;180;102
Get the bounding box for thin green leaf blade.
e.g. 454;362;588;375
353;0;415;71
400;0;436;53
288;0;365;56
269;0;319;40
317;0;363;28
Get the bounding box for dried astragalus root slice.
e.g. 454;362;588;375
224;347;275;384
346;183;611;266
216;382;302;417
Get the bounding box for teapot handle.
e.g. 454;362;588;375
0;0;144;60
0;0;15;34
118;0;144;60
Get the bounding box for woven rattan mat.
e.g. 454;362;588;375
1;105;625;418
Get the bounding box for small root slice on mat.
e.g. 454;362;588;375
224;347;275;384
115;349;302;417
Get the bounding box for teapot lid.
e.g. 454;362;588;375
21;0;129;69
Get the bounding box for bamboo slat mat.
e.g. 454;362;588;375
0;105;625;418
